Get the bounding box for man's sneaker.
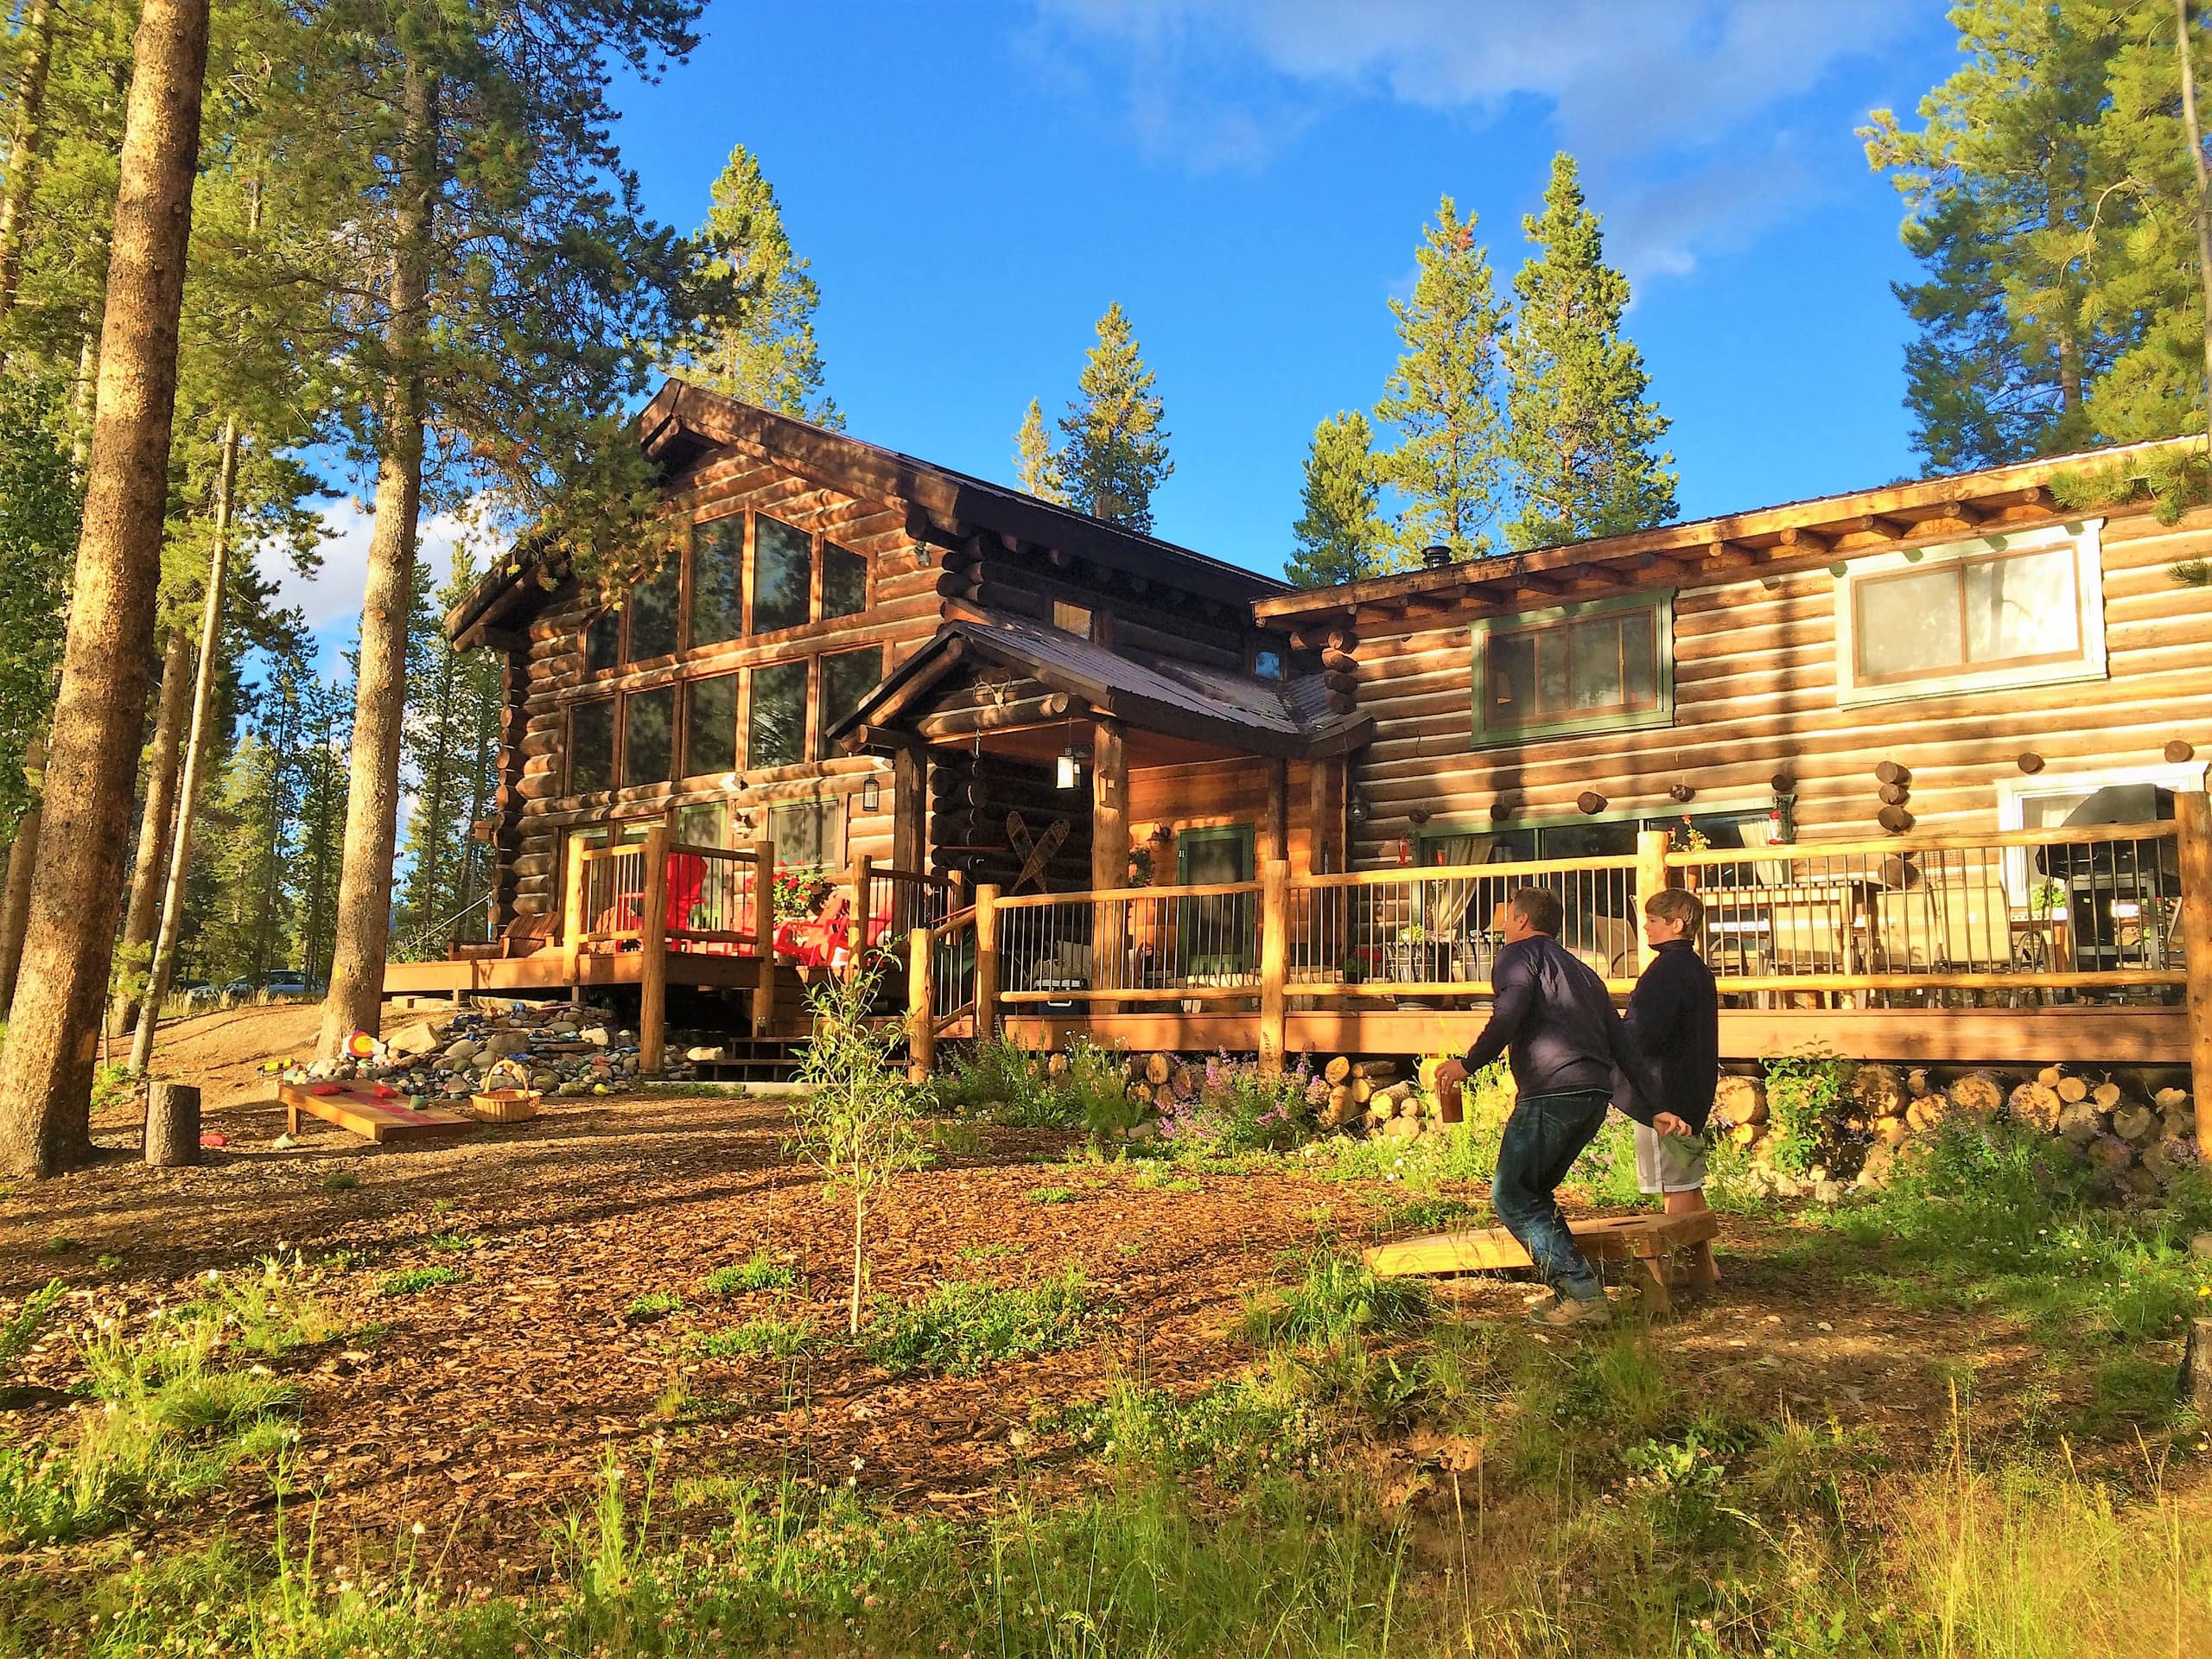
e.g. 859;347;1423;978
1529;1291;1611;1329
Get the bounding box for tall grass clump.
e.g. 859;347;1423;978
867;1268;1100;1376
1240;1249;1432;1350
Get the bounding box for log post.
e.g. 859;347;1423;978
1258;858;1288;1077
906;924;935;1083
750;837;777;1038
974;882;1001;1040
1636;829;1671;976
1090;717;1128;1013
143;1080;199;1167
2179;791;2212;1164
847;852;874;975
562;835;588;1006
638;823;671;1076
1262;759;1289;867
891;747;924;883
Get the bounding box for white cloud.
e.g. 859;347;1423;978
1033;0;1920;280
262;498;489;635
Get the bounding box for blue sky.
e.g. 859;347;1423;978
277;0;1966;637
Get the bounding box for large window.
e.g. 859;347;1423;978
569;698;615;793
684;673;739;778
817;647;885;760
769;797;842;869
823;542;868;620
691;516;745;646
584;609;620;674
1836;524;2106;705
622;686;675;788
628;556;683;662
749;659;809;770
1471;592;1671;745
753;515;813;634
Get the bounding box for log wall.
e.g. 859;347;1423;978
1344;506;2212;865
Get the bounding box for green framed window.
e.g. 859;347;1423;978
748;659;809;770
690;516;746;646
768;797;842;869
683;673;739;779
1176;823;1255;974
1471;590;1672;746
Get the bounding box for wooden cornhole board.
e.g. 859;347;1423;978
279;1081;475;1144
1363;1211;1720;1313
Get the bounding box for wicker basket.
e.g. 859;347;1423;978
469;1089;541;1123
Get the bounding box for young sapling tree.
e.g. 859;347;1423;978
791;969;927;1333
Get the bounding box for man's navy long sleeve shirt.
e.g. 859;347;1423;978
1461;933;1664;1122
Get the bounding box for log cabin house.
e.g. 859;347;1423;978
388;381;2212;1090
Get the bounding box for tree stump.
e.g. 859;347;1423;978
144;1082;200;1167
2056;1075;2091;1105
2183;1319;2212;1417
2007;1080;2064;1135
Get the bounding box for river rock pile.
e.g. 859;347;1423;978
283;1001;667;1100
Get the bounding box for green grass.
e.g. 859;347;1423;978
43;1236;74;1255
1376;1192;1483;1234
691;1317;812;1360
1238;1249;1432;1351
700;1251;798;1296
867;1268;1101;1376
1129;1165;1201;1194
175;1258;341;1357
423;1231;483;1253
321;1173;358;1192
378;1266;462;1297
1026;1184;1080;1205
625;1291;683;1320
0;1281;64;1382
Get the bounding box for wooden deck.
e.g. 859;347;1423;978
382;950;762;998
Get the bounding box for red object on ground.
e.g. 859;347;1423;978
371;1083;398;1100
199;1132;228;1148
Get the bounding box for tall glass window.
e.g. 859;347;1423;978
748;659;809;769
622;686;675;787
684;674;739;778
822;542;868;620
753;516;812;633
690;516;746;646
584;609;620;673
628;556;683;660
816;647;885;759
569;698;615;792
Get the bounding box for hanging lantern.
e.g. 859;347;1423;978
1056;748;1080;791
861;773;880;812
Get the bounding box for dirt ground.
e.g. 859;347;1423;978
0;1005;2122;1587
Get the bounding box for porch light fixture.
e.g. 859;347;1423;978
1056;747;1081;791
861;773;880;812
1347;793;1370;826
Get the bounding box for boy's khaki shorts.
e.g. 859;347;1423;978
1634;1121;1707;1194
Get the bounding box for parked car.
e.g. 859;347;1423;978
218;970;321;1001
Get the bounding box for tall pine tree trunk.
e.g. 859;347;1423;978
0;741;42;1012
0;0;211;1177
110;625;193;1033
0;0;56;324
2179;0;2212;457
129;416;236;1076
317;61;435;1058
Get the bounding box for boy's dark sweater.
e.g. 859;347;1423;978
1621;938;1720;1133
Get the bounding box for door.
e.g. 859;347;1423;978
1177;824;1255;976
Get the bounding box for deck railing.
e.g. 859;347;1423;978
925;809;2211;1076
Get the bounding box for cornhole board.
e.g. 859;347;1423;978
1363;1211;1720;1314
279;1081;475;1145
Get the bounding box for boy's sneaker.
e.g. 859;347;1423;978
1529;1291;1611;1329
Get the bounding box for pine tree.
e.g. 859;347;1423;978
291;672;350;986
1057;302;1172;531
1014;397;1065;504
397;546;500;958
1286;410;1384;587
672;142;840;427
1502;155;1678;550
1865;3;2139;469
1375;195;1510;567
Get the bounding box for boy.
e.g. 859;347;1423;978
1433;887;1669;1328
1622;887;1720;1282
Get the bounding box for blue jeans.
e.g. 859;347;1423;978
1491;1088;1609;1300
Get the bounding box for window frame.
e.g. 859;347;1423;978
815;645;887;762
688;512;748;649
1469;589;1674;747
1834;522;2107;708
681;671;741;781
567;696;619;795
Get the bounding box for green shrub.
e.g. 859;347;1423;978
693;1317;812;1360
378;1266;461;1297
1027;1185;1080;1205
1063;1369;1331;1487
928;1036;1068;1126
867;1268;1100;1376
701;1251;797;1296
1156;1053;1319;1154
1239;1249;1430;1350
175;1258;340;1357
321;1172;358;1192
1377;1193;1482;1233
1763;1049;1856;1176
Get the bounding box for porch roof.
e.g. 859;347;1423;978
830;611;1372;761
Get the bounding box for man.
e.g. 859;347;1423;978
1623;887;1721;1284
1434;887;1683;1328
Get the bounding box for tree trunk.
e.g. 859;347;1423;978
110;625;193;1034
0;0;56;325
2180;0;2212;458
316;61;436;1059
142;1080;197;1166
129;417;237;1076
0;781;40;1011
0;0;212;1179
849;1177;864;1335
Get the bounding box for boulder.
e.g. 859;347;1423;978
385;1020;439;1058
483;1030;531;1059
581;1027;611;1046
